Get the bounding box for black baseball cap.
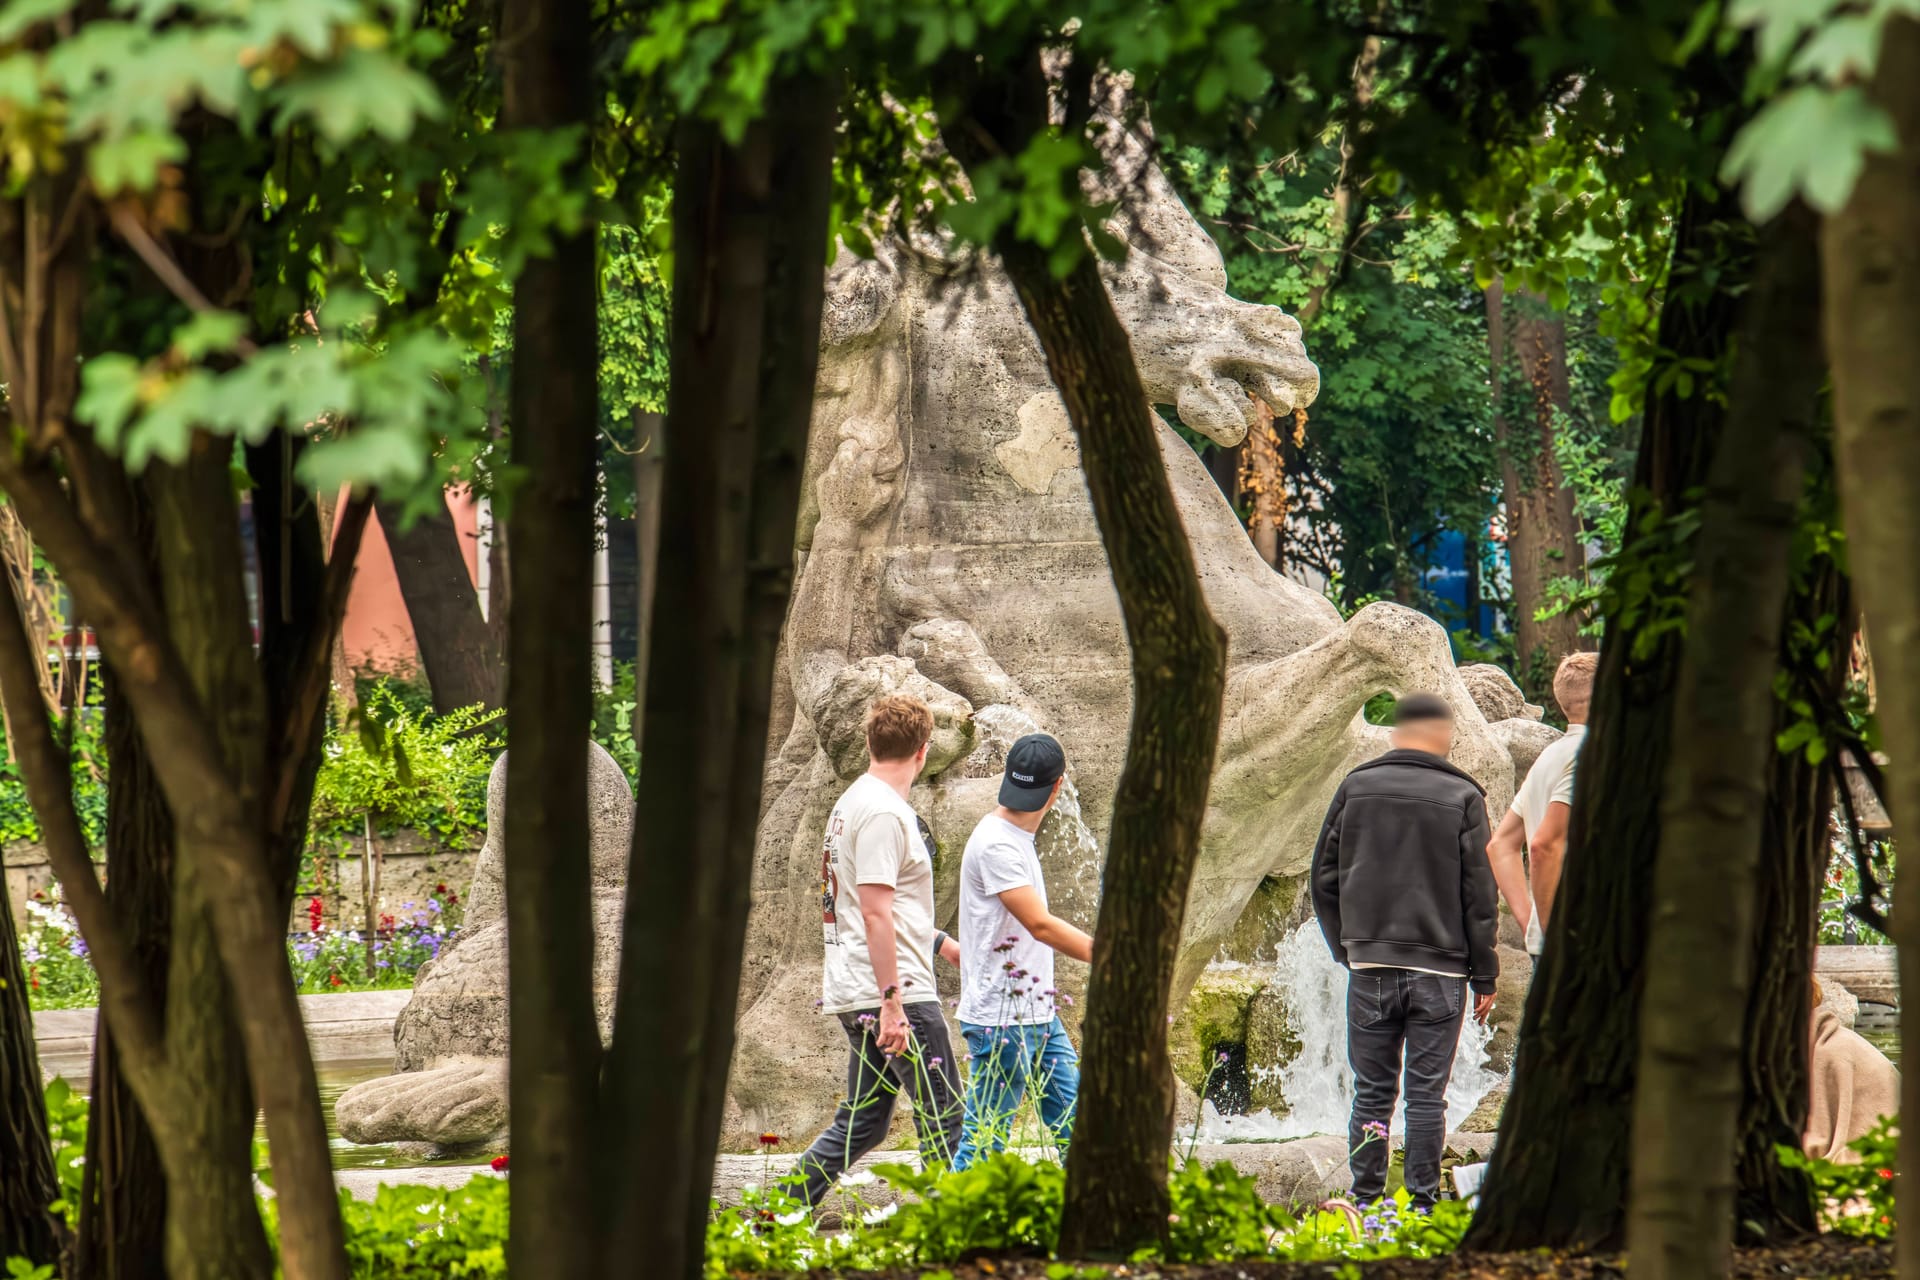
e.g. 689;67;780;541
1392;692;1454;725
1000;733;1067;812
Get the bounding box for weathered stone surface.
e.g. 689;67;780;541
1459;664;1543;724
335;1058;507;1146
1819;977;1860;1028
1171;966;1269;1097
1460;1084;1507;1134
730;107;1530;1145
1488;717;1563;788
1486;944;1532;1074
335;742;631;1146
1244;982;1302;1113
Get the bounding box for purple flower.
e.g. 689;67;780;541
1362;1120;1388;1141
68;935;89;958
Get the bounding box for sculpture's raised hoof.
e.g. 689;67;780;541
336;1058;508;1146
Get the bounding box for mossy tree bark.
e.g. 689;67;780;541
1625;202;1821;1280
1818;18;1920;1274
0;870;61;1268
939;51;1229;1259
1465;187;1748;1252
601;70;837;1280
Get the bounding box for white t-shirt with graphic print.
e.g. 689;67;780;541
818;773;939;1014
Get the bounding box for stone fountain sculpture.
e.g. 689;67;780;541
337;109;1551;1151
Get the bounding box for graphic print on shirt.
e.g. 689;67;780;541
820;811;845;947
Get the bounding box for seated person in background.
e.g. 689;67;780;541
1805;977;1900;1162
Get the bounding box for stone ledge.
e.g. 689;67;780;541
35;989;409;1083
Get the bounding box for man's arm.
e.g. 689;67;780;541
1530;800;1571;931
1460;796;1499;1011
858;885;910;1053
997;885;1093;963
1309;788;1348;966
1486;808;1532;935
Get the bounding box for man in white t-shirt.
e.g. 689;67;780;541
951;732;1094;1169
791;695;964;1206
1488;652;1596;956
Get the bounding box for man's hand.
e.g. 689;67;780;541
876;995;911;1055
1473;991;1496;1024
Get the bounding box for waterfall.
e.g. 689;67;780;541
1200;924;1502;1142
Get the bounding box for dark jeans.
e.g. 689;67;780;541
1346;968;1466;1211
791;1002;962;1207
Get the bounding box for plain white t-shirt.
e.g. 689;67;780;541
957;813;1057;1026
818;773;939;1014
1512;722;1585;954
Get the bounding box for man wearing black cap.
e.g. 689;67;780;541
1310;692;1499;1212
951;732;1094;1169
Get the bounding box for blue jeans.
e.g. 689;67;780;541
952;1016;1079;1169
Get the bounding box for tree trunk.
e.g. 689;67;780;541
498;0;602;1273
150;448;275;1280
1243;398;1283;566
1818;18;1920;1274
599;71;836;1280
376;497;500;713
1735;544;1845;1242
630;410;664;721
0;864;61;1268
940;51;1230;1259
1489;280;1589;687
1626;203;1820;1280
76;490;172;1280
1466;187;1749;1252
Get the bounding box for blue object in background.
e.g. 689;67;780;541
1424;528;1501;645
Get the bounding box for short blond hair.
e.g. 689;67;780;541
1553;652;1599;721
865;694;933;763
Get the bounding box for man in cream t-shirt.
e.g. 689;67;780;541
952;733;1094;1168
791;694;962;1207
1488;652;1596;956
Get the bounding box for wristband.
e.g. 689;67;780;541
933;929;949;954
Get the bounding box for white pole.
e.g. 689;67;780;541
475;495;494;622
593;502;613;687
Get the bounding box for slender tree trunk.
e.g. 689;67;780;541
630;409;664;723
940;52;1229;1259
1819;19;1920;1274
1489;280;1588;686
0;865;61;1268
150;448;275;1280
1735;546;1845;1241
1242;398;1283;566
1466;187;1749;1252
498;0;602;1273
377;498;501;713
76;489;172;1280
600;71;836;1280
1626;203;1820;1280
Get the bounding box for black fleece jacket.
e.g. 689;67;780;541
1309;748;1500;994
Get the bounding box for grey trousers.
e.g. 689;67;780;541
790;1001;962;1207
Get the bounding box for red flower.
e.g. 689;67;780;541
329;971;343;988
758;1132;781;1148
307;897;325;932
490;1155;509;1172
435;883;449;895
1879;1168;1895;1180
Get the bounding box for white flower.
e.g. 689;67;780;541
861;1202;899;1225
774;1210;806;1227
837;1169;878;1188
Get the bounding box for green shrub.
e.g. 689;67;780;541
309;684;502;849
338;1178;508;1278
1779;1114;1898;1237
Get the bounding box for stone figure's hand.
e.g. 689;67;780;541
876;998;911;1056
1473;992;1496;1025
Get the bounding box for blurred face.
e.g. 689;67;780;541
1391;718;1455;756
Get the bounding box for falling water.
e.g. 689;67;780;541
1200;924;1501;1142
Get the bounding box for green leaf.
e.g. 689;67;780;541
1723;85;1897;221
0;0;72;42
72;354;144;448
272;50;443;145
171;310;247;362
85;128;185;195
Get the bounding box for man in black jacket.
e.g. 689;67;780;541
1311;692;1499;1211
